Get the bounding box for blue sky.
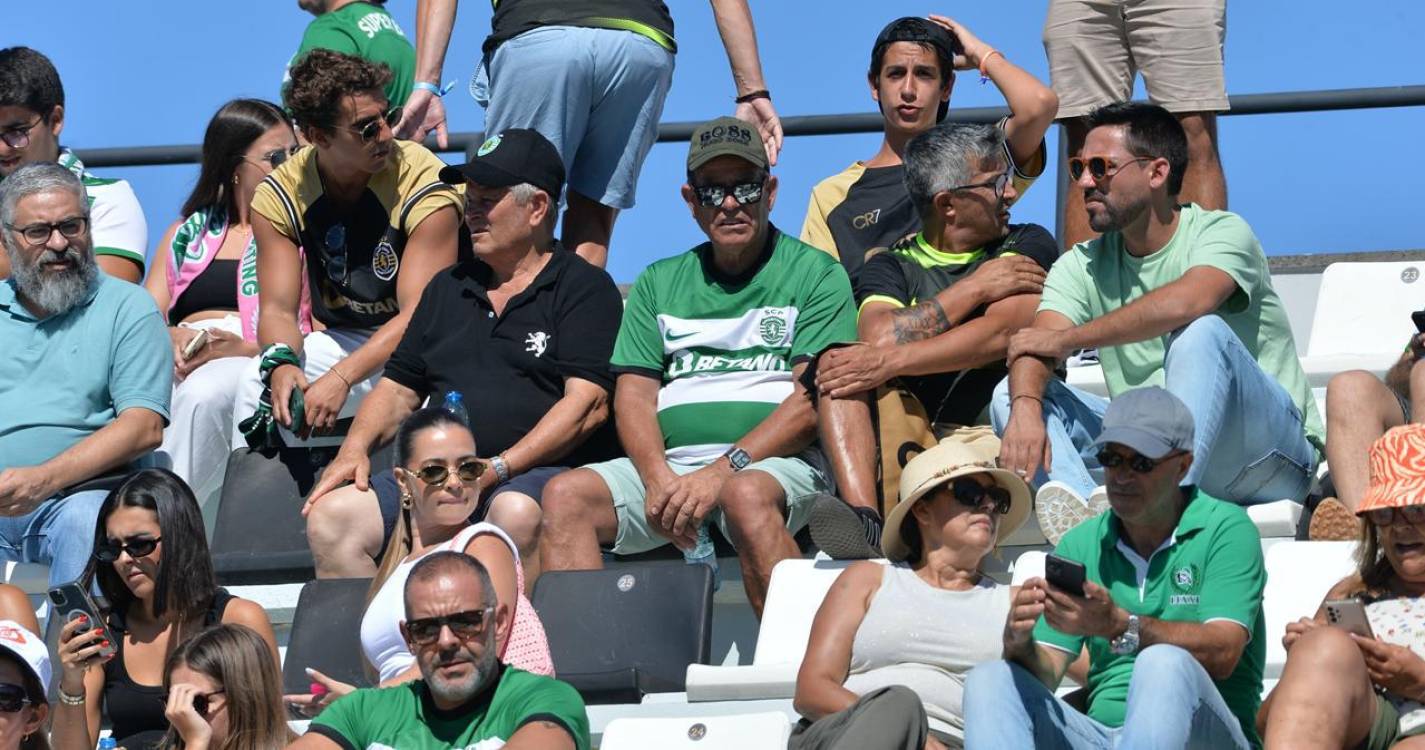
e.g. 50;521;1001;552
10;0;1423;284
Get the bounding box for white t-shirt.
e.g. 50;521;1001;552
58;148;148;271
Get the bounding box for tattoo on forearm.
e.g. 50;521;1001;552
890;299;952;344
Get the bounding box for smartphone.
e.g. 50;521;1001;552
47;581;117;660
180;329;210;360
1045;553;1087;597
1324;599;1375;639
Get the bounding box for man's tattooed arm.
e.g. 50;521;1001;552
889;299;952;344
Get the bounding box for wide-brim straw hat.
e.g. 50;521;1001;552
1358;424;1425;514
881;439;1031;561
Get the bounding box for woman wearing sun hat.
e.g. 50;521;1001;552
790;439;1031;750
1261;423;1425;749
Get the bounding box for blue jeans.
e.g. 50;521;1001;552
0;490;107;588
962;646;1250;750
991;316;1316;504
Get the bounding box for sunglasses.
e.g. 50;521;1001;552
1068;156;1154;182
4;216;88;246
413;459;486;486
322;223;348;286
1367;506;1425;527
94;535;162;563
947;170;1013;200
247;145;301;169
0;684;32;714
948;478;1012;516
406;608;492;645
343;107;401;144
1095;449;1184;474
0;116;43;150
692;180;764;207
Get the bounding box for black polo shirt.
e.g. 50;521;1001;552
384;246;623;465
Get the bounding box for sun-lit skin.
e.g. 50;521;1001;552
400;573;502;710
395;426;483;541
1100;442;1193;530
3;189;94;295
683;155;778;253
869;41;950;143
168;663;229;746
0;658;45;748
307;91;394;179
0;104;61;178
1076;125;1160;235
912;473;1004;560
103;505;164;605
1374;514;1425;592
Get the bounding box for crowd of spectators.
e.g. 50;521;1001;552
2;0;1422;747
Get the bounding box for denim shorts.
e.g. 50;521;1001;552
472;25;675;209
374;465;568;548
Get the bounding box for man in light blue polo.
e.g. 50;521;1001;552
0;162;170;587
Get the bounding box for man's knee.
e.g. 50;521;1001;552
718;473;785;528
540;469;606;528
306;487;378;550
1132;644;1200;679
1327;369;1388;414
861;685;926;724
964;659;1020;705
1165;315;1233;366
52;490;106;536
487;492;542;547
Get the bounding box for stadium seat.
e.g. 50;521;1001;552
281;577;374;695
1247;500;1304;539
686;558;882;702
1298;261;1421;385
599;712;792;749
1262;541;1357;680
533;562;714;704
209;447;332;584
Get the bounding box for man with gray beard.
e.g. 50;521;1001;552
293;551;589;750
0;162;170;588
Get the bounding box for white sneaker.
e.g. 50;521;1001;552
1035;481;1104;546
1088;485;1110;515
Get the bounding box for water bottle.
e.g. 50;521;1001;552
98;738;117;750
682;523;720;588
442;391;470;426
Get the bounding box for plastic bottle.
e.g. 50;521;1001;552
442;391;470;426
99;738;118;750
682;524;720;587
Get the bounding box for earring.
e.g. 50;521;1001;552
400;492;413;510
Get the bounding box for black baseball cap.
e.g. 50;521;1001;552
439;128;565;199
870;17;963;122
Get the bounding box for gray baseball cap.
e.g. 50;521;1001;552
1091;386;1195;459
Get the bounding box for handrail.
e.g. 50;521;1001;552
75;85;1425;168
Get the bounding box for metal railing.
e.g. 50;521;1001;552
78;84;1425;243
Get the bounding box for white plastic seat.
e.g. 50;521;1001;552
1261;541;1358;680
600;712;791;749
686;558;882;702
1305;261;1424;359
1246;501;1303;539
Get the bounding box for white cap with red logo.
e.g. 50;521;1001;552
0;621;50;694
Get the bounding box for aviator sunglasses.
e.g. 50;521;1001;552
413;459;486;486
342;107;402;144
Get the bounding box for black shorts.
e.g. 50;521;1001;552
373;465;568;548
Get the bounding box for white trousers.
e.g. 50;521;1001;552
228;327;381;451
156;316;248;513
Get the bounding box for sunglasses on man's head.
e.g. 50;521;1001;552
414;459;486;486
692;180;764;208
343;107;401;144
1068;156;1154;182
0;683;32;714
406;608;492;645
94;535;162;563
1095;449;1183;474
948;477;1012;516
1367;506;1425;527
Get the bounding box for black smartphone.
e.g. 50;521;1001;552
1412;310;1425;335
1045;553;1087;597
47;581;117;660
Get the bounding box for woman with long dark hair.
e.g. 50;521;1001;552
51;470;279;750
147;98;313;509
159;624;293;750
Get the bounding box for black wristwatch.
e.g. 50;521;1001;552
722;446;752;472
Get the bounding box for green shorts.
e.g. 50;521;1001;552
1362;695;1425;750
586;453;829;555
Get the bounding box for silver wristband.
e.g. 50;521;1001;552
490;454;511;484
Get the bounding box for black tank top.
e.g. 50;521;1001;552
168;259;240;325
104;589;236;744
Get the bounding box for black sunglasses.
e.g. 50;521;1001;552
1367;506;1425;527
414;459;486;486
4;216;89;246
948;478;1012;516
406;608;492;645
94;536;162;563
252;145;301;169
692;180;765;207
1068;156;1154;182
0;683;31;713
343;107;401;144
1096;449;1184;474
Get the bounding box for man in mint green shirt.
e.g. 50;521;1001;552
992;101;1319;539
293;551;589;750
287;0;415;109
964;387;1264;749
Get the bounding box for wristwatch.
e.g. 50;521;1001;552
1110;613;1141;655
722;446;752;472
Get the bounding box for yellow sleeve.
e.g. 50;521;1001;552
396;142;464;232
250;176;299;240
800;189;839;261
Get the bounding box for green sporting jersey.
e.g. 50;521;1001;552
310;666;590;750
289;1;415;107
611;229;856;462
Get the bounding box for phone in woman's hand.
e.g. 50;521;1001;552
181;329;210;360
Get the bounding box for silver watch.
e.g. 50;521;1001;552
1110;613;1140;655
722;446;752;471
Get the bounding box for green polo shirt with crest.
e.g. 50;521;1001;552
1033;489;1266;748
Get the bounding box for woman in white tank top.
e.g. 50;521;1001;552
288;406;552;717
792;440;1032;750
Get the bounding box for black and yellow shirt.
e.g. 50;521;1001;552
856;223;1058;425
800;119;1045;287
251;140;467;330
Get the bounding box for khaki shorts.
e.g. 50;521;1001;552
1043;0;1228;119
587;453;829;555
